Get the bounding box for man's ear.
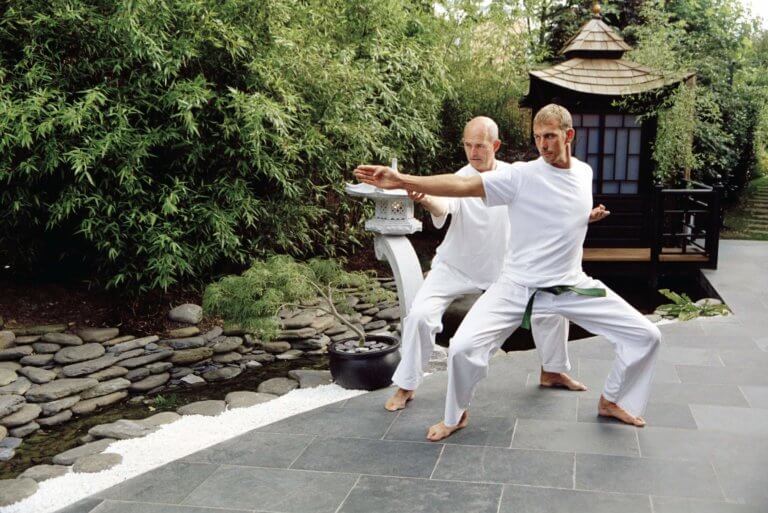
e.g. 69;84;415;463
492;139;501;152
565;128;575;144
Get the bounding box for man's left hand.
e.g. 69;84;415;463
589;204;610;223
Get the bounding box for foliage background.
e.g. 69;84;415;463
1;0;766;293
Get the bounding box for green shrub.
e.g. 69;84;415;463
203;255;395;341
0;0;449;291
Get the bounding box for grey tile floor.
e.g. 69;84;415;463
56;241;768;513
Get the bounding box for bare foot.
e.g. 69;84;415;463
385;388;415;411
426;411;469;442
539;368;587;391
598;395;646;427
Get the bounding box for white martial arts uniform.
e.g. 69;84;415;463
443;157;661;426
391;163;571;392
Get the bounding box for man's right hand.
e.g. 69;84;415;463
354;165;403;189
407;190;426;203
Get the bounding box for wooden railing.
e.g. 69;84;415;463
651;179;723;269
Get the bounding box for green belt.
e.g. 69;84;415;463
521;285;606;330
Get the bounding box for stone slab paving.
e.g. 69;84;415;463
54;241;768;513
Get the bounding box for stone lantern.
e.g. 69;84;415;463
345;159;424;319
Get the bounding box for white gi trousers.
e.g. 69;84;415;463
392;261;571;391
443;276;661;426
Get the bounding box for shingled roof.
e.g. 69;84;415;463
528;4;692;97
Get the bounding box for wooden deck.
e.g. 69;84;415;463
583;247;709;263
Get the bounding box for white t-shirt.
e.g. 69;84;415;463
431;163;512;289
481;157;593;288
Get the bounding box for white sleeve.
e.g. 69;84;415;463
430;197;459;229
481;166;523;207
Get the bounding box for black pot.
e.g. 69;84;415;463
328;334;401;391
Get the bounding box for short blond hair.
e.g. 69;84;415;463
533;104;573;132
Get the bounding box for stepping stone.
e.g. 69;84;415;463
41;333;83;346
0;404;42;428
257;377;298;396
89;419;157;439
0;395;25;418
19;464;69;482
73;452;122;473
177;400;226;417
52;438;115;465
168;304;203;324
288;369;333;388
77;328;119;343
26;378;99;402
0;478;38;507
137;411;180;427
18;367;56;384
224;391;278;409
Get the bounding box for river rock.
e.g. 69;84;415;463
291;335;329;351
0;478;38;507
53;438;115;465
40;395;80;416
41;333;83;346
37;409;73;426
77;328;119;343
202;326;224;341
88;366;129;381
89;419;156;440
249;353;276;364
212;352;242;364
0;395;25;417
202;367;241;382
376;306;400;321
103;335;135;347
161;337;206;350
0;404;41;427
129;372;170;391
224;391;278;409
180;374;206;386
177;400;226;417
32;342;61;354
277;327;317;340
282;311;317;329
212;336;243;353
10;421;40;437
108;335;159;355
54;343;106;364
81;378;131;399
170;347;213;365
137;411;181;427
364;320;388;331
167;327;200;339
72;391;129;415
276;349;303;360
331;330;359;343
12;324;66;336
257;377;298;396
168;304;203;324
0;369;16;387
288;370;333;388
362;306;380;316
73;452;123;473
147;362;172;374
0;362;20;371
0;331;14;350
26;378;98;402
19;354;55;367
264;341;291;354
14;335;41;344
62;355;121;377
114;348;145;361
0;376;30;396
18;367;56;384
19;464;69;482
119;349;173;368
125;368;150;382
222;323;246;336
0;437;21;449
0;346;33;361
324;325;347;336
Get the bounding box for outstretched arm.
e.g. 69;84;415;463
408;190;449;218
354;165;485;198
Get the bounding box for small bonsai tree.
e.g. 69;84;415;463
203;255;396;345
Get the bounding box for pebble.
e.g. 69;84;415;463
257;377;298;396
19;464;70;482
212;352;242;363
120;349;173;368
169;347;213;365
125;368;150;382
202;326;224;341
52;438;116;465
0;478;38;507
102;335;135;347
81;378;131;399
249;353;276;364
162;336;206;350
309;315;336;332
376;306;400;321
14;335;41;344
177;400;226;417
41;333;83;346
73;452;123;473
108;335;159;355
0;437;21;449
147;362;173;374
168;304;203;324
77;327;120;343
180;374;206;387
0;361;20;371
224;391;277;409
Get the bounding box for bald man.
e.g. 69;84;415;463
386;116;604;412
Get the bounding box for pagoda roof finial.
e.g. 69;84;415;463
592;2;602;19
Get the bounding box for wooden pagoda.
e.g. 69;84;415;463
521;2;722;274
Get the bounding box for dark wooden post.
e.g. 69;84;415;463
650;183;664;287
706;176;723;269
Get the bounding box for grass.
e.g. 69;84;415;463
721;174;768;241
